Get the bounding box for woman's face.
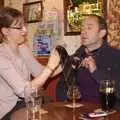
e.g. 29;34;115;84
4;17;27;45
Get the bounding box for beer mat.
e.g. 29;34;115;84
64;103;84;108
78;116;104;120
39;108;48;114
94;108;116;115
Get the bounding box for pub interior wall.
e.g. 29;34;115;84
4;0;120;54
4;0;81;55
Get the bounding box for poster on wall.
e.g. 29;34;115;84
33;35;51;56
44;9;60;40
33;21;57;56
33;9;60;56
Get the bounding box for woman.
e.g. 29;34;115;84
0;7;61;119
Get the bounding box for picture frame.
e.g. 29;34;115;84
23;1;43;23
64;0;107;36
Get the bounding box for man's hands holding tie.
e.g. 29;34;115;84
81;56;97;73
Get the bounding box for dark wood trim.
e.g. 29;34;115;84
0;0;4;8
35;56;48;65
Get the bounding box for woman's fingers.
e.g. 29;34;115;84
47;49;60;70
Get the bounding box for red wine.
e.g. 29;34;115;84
100;92;116;111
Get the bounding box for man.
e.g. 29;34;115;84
56;14;120;103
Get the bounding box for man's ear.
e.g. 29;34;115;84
1;27;9;36
99;29;107;38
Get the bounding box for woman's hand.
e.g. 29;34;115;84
47;49;60;71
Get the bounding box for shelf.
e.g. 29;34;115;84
35;56;49;65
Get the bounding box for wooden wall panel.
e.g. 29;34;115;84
0;0;4;8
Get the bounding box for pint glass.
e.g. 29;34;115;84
99;80;116;111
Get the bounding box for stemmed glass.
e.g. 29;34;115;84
67;85;81;107
55;45;81;108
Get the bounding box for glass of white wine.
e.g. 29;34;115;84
67;85;81;107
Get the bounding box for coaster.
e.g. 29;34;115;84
64;103;84;108
39;108;48;114
94;108;116;115
107;110;117;115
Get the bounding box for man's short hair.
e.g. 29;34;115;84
88;14;107;31
87;14;108;40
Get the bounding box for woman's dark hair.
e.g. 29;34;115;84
0;7;23;42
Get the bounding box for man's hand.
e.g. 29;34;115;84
81;56;97;73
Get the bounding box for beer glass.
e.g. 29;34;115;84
99;80;116;112
24;82;43;120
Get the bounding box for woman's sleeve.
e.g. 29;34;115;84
0;56;27;97
19;44;44;77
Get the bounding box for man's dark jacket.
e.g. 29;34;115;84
56;41;120;103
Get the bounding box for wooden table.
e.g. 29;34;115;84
11;101;120;120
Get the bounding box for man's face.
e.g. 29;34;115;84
81;16;103;50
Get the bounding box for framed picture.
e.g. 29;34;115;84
23;1;43;23
64;0;107;35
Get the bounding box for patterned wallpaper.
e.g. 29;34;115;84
107;0;120;49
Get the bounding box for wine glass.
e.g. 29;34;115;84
67;85;81;107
